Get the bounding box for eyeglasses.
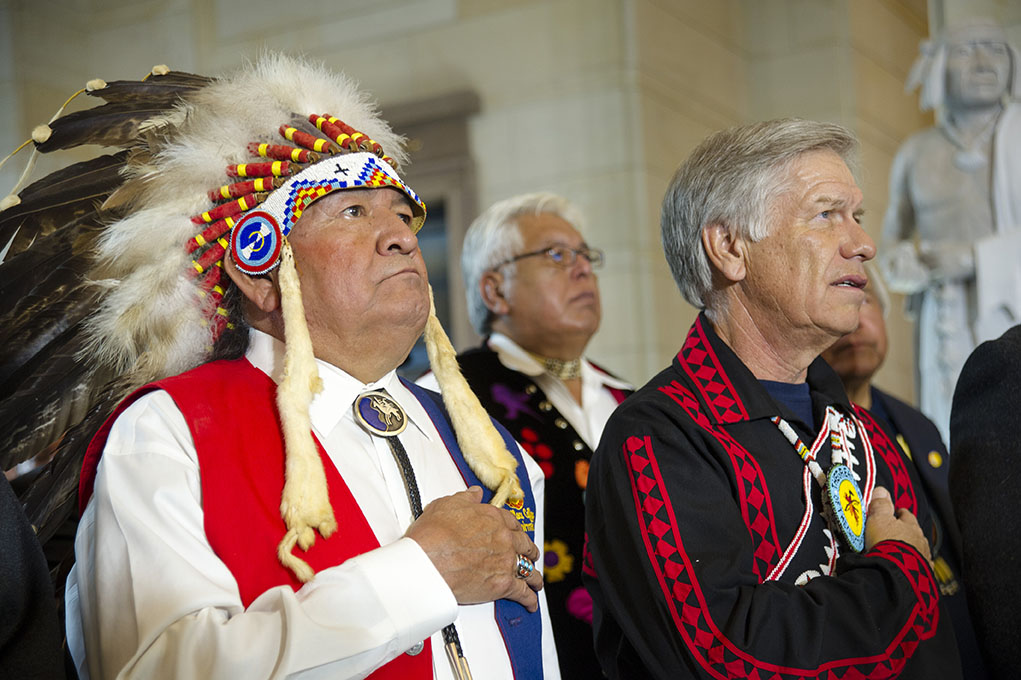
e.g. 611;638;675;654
496;245;605;270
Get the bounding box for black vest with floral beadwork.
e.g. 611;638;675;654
456;342;630;680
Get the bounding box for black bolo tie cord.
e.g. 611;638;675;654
384;436;466;659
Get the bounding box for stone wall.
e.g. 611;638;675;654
3;0;1016;403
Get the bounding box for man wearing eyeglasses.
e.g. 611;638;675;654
419;192;631;680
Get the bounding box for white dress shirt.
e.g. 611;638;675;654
418;333;632;450
66;329;559;680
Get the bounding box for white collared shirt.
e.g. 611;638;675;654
421;333;631;450
66;329;559;680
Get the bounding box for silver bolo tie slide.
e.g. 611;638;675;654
354;389;474;680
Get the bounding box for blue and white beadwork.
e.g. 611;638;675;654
231;152;425;275
230;211;283;275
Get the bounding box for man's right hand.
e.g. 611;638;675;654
864;486;932;561
405;487;543;612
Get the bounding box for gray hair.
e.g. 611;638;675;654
660;118;859;311
462;191;586;334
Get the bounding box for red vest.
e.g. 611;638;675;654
81;359;431;678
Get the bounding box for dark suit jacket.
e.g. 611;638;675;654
950;324;1021;679
871;387;961;568
0;475;66;679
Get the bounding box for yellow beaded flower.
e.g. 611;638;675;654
543;538;575;583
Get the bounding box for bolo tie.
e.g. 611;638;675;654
354;389;474;680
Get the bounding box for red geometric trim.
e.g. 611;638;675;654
581;532;598;579
853;406;917;515
868;542;940;626
867;541;942;666
658;381;780;582
622;399;941;678
678;317;749;424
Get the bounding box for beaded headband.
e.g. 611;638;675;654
228;151;425;275
184;113;425;341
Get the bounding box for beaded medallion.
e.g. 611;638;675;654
230;211;282;275
824;463;865;553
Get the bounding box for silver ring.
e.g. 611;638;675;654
515;554;535;579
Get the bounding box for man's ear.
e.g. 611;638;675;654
702;223;748;283
223;253;281;314
480;270;510;316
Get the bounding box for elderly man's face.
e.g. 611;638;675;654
946;40;1011;108
741;149;873;345
821;287;887;383
286;187;429;369
500;213;601;355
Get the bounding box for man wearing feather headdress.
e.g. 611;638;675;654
1;54;558;680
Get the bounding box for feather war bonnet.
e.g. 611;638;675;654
0;53;523;582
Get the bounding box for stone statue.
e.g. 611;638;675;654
881;18;1021;443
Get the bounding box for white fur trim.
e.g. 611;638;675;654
275;240;334;582
424;287;523;507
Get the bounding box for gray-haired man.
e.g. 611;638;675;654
421;192;631;679
586;119;962;679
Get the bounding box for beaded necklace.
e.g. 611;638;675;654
771;406;867;553
528;352;582;381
